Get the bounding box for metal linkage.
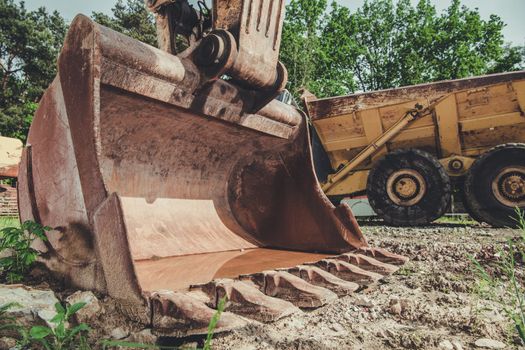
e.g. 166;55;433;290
147;0;288;112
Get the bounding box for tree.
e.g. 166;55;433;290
1;0;522;142
488;44;525;73
0;0;66;141
92;0;157;47
280;0;525;97
280;0;334;96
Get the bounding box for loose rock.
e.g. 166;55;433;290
330;323;345;333
388;298;402;315
0;337;16;349
126;328;158;344
474;338;506;349
354;296;373;307
110;326;129;340
66;291;103;323
439;340;454;350
451;340;464;350
0;284;59;326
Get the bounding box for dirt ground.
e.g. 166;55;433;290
3;221;524;349
209;222;524;350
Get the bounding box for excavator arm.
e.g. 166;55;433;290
148;0;287;110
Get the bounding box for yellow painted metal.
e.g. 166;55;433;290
309;73;525;198
321;136;369;153
463;147;490;157
326;155;476;196
386;169;427;206
361;108;387;161
390;124;435;143
438;156;475;177
435;94;462;157
313;113;360;142
321;107;427;192
459;112;525;132
320;111;524;155
325;170;369;196
514;81;525;112
316;118;436;153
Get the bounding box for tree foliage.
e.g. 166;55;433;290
0;220;50;283
281;0;525;97
0;0;66;140
0;0;523;141
92;0;157;47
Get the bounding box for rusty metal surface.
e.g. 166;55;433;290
227;0;287;90
149;0;287;110
19;15;367;297
134;248;333;291
198;278;300;322
17;14;408;336
307;70;525;120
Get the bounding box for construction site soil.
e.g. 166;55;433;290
208;222;524;350
3;222;523;349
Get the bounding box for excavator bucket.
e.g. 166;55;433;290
17;2;407;337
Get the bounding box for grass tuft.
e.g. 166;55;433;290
470;208;525;343
0;216;20;230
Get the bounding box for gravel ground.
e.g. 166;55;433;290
210;222;524;350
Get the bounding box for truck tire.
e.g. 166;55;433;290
463;143;525;228
367;148;451;226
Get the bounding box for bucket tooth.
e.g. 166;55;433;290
151;291;250;337
244;270;337;308
287;265;359;296
185;289;212;304
357;247;409;265
336;253;399;275
314;259;383;284
196;279;300;322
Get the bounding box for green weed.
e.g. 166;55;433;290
470;208;525;343
0;302;21;333
0;220;50;283
436;215;477;226
1;289;226;350
0;215;226;349
17;302;90;350
396;265;416;276
203;297;226;350
0;217;20;230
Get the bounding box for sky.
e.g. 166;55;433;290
23;0;525;46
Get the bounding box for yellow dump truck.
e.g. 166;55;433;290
305;71;525;227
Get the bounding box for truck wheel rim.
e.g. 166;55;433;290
492;166;525;207
386;169;426;206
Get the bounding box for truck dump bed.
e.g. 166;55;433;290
307;71;525;191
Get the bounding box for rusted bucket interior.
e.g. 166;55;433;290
100;87;260;259
134;249;334;291
97;87;329;290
